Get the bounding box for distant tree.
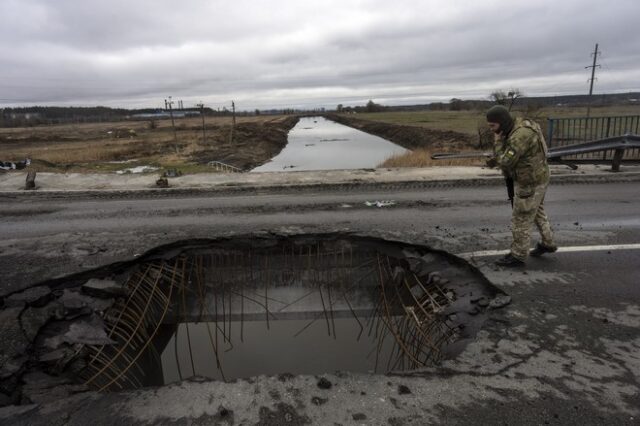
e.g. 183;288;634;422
490;90;508;105
449;98;463;111
255;109;261;116
365;100;383;113
336;104;343;113
490;88;524;110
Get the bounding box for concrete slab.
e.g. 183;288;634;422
1;164;640;195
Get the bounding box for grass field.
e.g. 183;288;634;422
2;104;638;173
355;104;640;136
364;105;640;167
378;148;486;168
0;115;295;173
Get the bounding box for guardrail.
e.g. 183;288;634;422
207;161;243;173
431;134;640;172
547;134;640;171
547;115;640;160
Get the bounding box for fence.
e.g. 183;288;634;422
547;115;640;160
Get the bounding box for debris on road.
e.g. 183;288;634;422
365;200;396;207
115;166;159;175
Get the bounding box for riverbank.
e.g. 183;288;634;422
326;113;477;152
0;115;299;173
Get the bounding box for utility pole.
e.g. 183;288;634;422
229;101;236;147
585;43;601;118
196;102;206;143
165;96;178;151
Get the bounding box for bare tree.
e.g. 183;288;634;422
489;90;508;105
490;88;524;110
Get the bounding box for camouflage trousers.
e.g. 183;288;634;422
510;182;555;261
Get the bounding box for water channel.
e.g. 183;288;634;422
251;116;407;172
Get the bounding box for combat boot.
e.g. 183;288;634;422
495;253;525;267
530;242;558;257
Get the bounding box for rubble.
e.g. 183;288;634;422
0;233;508;410
4;286;51;308
81;278;127;298
0;277;121;407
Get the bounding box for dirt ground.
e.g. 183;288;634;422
0;115;299;173
1;113;483;174
327;113;478;152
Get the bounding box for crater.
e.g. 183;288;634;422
0;233;509;404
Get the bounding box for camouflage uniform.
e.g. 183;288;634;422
494;117;555;261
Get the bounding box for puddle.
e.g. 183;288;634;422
2;234;508;395
161;317;399;383
251;116;407;172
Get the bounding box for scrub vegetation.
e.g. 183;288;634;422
0;115;298;173
2;104;637;173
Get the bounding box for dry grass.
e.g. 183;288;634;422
0;115;291;172
366;105;640;169
378;148;485;168
354;105;640;138
354;111;483;135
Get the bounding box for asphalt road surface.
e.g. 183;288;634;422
1;180;639;425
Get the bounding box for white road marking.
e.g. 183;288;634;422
458;243;640;259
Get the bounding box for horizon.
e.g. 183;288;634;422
2;89;639;113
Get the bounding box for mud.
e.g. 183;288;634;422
190;117;299;170
326;114;477;152
0;116;299;173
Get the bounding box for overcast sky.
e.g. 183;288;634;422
1;0;639;110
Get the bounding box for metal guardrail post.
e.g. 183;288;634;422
604;117;612;160
612;149;625;172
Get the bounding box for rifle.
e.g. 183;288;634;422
430;151;515;207
505;176;514;208
432;152;558;209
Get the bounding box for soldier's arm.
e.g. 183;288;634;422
485;135;504;168
497;127;533;169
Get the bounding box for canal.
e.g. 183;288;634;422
251;116;407;172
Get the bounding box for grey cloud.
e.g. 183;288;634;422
1;0;639;108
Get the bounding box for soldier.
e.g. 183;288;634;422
486;105;558;267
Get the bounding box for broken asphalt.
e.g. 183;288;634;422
1;165;639;425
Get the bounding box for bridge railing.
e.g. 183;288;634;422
547;134;640;171
547;115;640;160
432;134;640;171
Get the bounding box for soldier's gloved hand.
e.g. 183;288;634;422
485;157;498;168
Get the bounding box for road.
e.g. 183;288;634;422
1;180;639;425
1;181;638;286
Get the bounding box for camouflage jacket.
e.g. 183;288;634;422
494;117;549;187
